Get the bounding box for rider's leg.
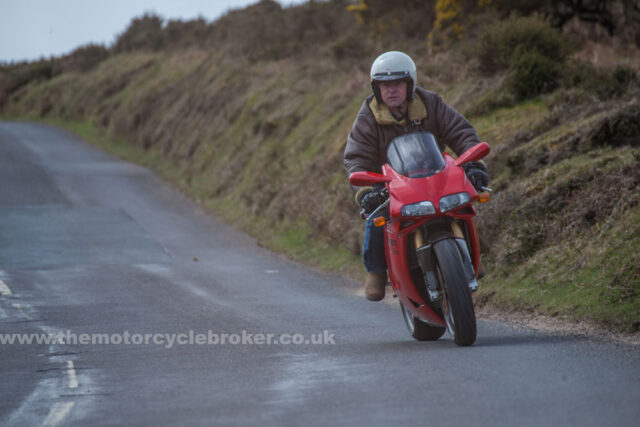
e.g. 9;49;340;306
363;217;387;301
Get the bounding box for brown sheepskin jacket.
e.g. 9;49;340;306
344;87;481;187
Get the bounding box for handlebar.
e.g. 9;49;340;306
361;189;389;220
364;198;390;220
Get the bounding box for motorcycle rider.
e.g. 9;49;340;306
344;50;488;301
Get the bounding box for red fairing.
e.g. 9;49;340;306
383;153;478;219
378;151;485;327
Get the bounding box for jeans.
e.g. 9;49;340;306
363;216;387;274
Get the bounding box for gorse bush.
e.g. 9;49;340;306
209;0;358;60
331;32;374;60
114;13;165;53
114;14;217;53
0;44;108;108
350;0;436;41
475;14;571;99
612;65;639;89
508;50;561;99
164;18;211;50
53;44;109;74
561;60;640;99
0;60;54;106
477;14;570;73
109;1;360;61
0;46;108;108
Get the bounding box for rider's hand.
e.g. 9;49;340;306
462;162;489;191
359;189;385;214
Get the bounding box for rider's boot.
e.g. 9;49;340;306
365;271;387;301
477;258;486;279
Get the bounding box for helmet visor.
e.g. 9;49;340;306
372;71;411;82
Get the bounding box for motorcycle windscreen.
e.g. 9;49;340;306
386;132;446;178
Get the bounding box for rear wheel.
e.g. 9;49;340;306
434;239;477;346
400;302;446;341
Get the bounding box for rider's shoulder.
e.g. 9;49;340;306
362;94;376;111
415;87;443;102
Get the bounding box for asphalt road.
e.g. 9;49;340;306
0;122;639;426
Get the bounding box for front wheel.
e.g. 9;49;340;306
400;302;446;341
433;239;477;346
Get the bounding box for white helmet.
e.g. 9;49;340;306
370;51;417;103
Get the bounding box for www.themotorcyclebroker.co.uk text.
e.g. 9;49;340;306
0;330;337;349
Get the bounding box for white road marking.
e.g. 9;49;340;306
66;361;78;389
266;270;279;274
41;402;75;427
0;280;12;295
11;302;33;320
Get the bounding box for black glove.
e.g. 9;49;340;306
359;188;385;214
462;162;489;191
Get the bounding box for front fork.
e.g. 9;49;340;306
413;223;478;302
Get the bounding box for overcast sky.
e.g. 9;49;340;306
0;0;303;63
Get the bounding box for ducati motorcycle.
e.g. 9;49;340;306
350;132;490;346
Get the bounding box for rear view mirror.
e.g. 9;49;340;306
349;171;391;186
454;142;490;167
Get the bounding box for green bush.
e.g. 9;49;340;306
612;65;638;88
331;32;373;60
508;50;560;99
0;60;54;106
561;60;639;99
53;44;109;74
204;0;359;61
164;18;212;50
114;13;165;53
477;14;570;73
473;14;571;101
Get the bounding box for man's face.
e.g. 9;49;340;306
379;80;408;108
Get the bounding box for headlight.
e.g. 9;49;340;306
401;200;436;217
439;192;471;213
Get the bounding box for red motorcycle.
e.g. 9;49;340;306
350;132;490;346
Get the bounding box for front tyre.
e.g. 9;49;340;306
400;302;446;341
433;238;477;346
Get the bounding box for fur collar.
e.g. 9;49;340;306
369;95;428;126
